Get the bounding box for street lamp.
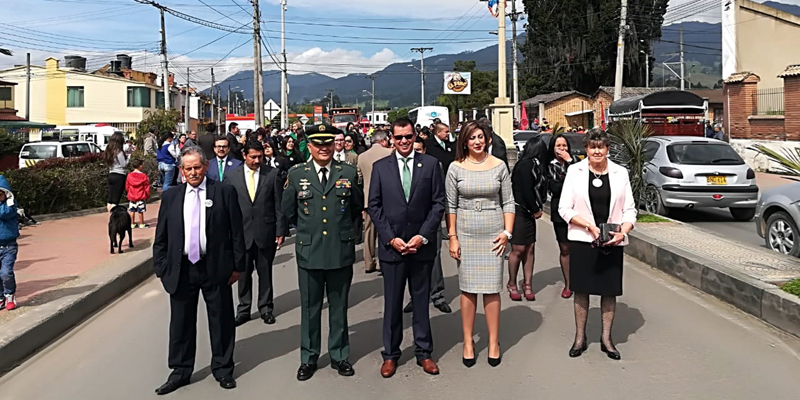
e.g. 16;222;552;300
408;63;426;107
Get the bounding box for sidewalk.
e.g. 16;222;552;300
756;171;798;191
0;202;160;325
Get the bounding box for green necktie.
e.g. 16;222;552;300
402;157;412;201
438;139;446;150
218;159;224;181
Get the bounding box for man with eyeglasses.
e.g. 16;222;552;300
282;124;363;381
333;133;358;165
207;135;242;183
368;117;445;378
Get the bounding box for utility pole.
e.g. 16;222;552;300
280;0;288;129
25;53;30;121
680;24;685;91
367;74;376;125
645;57;649;88
184;68;190;133
227;85;231;116
217;87;222;134
252;0;264;127
411;47;432;107
613;0;628;101
211;68;215;127
509;2;523;119
326;89;334;113
159;6;171;109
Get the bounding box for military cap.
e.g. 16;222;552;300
305;123;341;145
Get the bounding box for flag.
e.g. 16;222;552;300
520;102;529;130
600;101;606;131
488;0;500;17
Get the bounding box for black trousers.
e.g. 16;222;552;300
237;242;277;317
382;259;433;362
168;257;235;382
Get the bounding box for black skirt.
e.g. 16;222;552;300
569;241;623;296
552;222;569;243
511;209;537;245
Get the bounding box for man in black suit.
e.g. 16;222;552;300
477;117;509;168
226;122;244;162
228;140;288;326
198;124;217;161
424;122;455;174
152;146;246;395
368;117;445;378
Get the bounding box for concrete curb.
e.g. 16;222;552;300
543;203;800;338
0;250;154;374
35;193;162;222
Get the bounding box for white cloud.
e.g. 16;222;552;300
287;47;401;78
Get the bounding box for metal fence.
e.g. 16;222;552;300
753;87;785;116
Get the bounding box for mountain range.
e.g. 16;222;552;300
205;1;800;108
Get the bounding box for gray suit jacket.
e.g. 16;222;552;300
228;165;289;249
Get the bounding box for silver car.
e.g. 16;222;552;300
641;136;759;221
755;183;800;257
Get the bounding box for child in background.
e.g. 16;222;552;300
0;176;19;311
125;159;151;229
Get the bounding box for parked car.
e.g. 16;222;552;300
18;141;102;169
755;182;800;257
512;131;587;160
640;136;759;221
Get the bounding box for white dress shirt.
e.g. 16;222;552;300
313;160;332;184
334;150;347;163
395;150;415;183
244;165;260;188
183;178;207;256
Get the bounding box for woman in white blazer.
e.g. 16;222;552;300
558;129;637;360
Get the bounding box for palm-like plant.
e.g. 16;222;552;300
608;120;653;207
749;144;800;176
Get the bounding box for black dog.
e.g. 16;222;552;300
109;205;133;254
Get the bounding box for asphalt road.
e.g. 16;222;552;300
2;221;800;399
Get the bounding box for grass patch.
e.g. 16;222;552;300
637;213;670;223
781;279;800;297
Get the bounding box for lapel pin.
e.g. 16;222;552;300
417;163;422;168
227;161;233;166
205;199;214;207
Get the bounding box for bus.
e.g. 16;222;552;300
43;124;126;149
408;106;450;129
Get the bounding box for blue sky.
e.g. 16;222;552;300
2;0;797;89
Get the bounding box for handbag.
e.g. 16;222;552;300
598;223;621;244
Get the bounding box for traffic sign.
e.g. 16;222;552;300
264;99;281;120
300;115;309;124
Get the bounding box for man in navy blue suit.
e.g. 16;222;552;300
367;117;445;378
207;135;242;183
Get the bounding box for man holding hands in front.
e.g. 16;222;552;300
368;117;445;378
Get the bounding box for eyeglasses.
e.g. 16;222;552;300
393;134;414;141
334;139;345;142
214;145;229;149
344;139;353;143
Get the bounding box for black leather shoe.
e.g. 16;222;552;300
218;376;236;390
601;343;621;360
261;313;276;325
434;302;452;313
462;357;476;368
331;360;355;376
403;302;413;313
488;343;502;367
297;364;317;381
569;336;588;358
155;379;189;395
234;315;250;327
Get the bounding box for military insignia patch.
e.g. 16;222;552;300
335;178;351;189
319;125;326;132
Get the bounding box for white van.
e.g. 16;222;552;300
408;106;450;130
18;141;102;169
43;125;125;150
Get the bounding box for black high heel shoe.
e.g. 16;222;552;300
488;343;501;367
601;342;621;360
463;340;476;368
568;336;588;358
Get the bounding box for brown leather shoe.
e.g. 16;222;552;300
416;359;440;375
380;360;397;378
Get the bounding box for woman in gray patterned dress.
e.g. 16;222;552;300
445;121;515;368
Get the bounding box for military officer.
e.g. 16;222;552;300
282;123;364;381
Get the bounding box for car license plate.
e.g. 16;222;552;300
707;176;727;185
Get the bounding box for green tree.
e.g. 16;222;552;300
136;108;181;144
387;107;409;123
519;0;668;97
0;128;24;156
437;60;498;114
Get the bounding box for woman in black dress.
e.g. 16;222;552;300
558;129;637;360
508;136;548;301
547;134;578;299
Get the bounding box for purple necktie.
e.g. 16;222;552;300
188;187;201;264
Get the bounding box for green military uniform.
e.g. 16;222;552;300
282;124;363;366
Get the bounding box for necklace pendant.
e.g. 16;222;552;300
592;178;603;188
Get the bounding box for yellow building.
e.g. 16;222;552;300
0;57;166;135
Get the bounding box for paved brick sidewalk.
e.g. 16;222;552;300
636;221;800;283
756;171;799;191
0;202;160;321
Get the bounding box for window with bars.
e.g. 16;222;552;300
127;87;151;107
67;86;84;107
0;87;11;101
